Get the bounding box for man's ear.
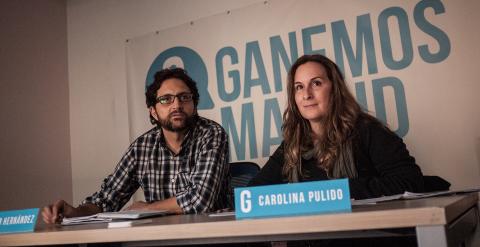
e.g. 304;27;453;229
149;107;159;121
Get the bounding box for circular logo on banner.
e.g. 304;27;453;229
146;46;214;110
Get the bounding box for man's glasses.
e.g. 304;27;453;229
156;92;194;105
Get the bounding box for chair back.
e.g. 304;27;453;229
230;162;260;188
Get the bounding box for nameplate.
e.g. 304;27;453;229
0;208;39;234
234;179;351;219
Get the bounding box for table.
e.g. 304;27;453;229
0;193;478;247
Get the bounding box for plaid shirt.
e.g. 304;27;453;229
83;116;230;213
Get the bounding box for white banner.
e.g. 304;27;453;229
126;0;480;188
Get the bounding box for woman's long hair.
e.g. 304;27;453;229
283;54;366;181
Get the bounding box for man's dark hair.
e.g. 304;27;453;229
145;67;200;124
146;67;200;108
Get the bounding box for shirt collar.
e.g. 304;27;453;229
157;124;196;154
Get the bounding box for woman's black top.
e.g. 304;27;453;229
249;117;425;199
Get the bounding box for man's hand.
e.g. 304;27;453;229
124;201;151;211
41;199;75;224
41;201;102;224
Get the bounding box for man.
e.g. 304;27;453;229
42;68;230;223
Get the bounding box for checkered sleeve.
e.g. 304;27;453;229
176;123;229;213
82;143;140;212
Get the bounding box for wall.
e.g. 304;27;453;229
0;0;71;210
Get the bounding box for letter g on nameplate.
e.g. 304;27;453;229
234;179;351;219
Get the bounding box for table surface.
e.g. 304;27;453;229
0;193;478;246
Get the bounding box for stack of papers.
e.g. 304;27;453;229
352;187;480;205
96;210;170;219
61;210;170;226
61;214;111;225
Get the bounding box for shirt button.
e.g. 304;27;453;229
171;178;175;183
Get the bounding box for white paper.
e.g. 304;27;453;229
351;187;480;206
208;211;235;217
97;209;170;219
61;209;170;225
107;218;154;228
61;215;111;225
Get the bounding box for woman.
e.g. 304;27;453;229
249;54;425;199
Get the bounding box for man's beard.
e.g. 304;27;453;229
157;111;197;132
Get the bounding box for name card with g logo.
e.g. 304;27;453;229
0;208;39;234
234;179;351;219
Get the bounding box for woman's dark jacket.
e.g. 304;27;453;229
249;117;425;199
